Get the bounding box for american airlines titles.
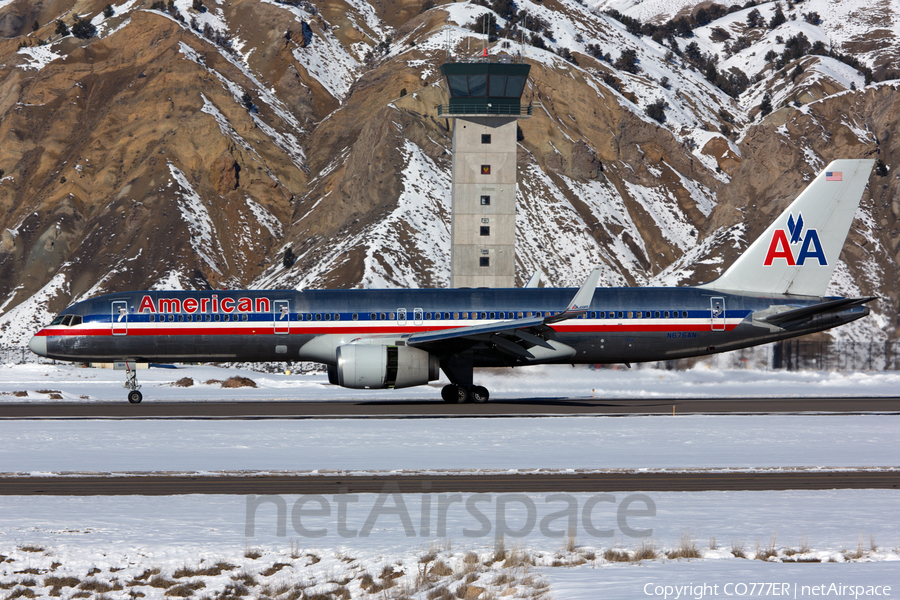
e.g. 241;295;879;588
138;295;272;314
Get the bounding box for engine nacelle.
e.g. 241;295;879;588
334;344;440;389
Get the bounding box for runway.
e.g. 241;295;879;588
1;471;897;495
0;396;898;418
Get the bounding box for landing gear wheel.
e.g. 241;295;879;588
471;386;489;403
441;385;459;403
128;390;143;404
456;386;469;403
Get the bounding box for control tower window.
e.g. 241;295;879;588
481;134;491;144
480;226;490;236
480;195;491;205
479;257;490;267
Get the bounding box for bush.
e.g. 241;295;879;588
192;0;204;10
803;11;820;25
55;20;69;36
223;376;257;388
646;98;668;123
71;17;96;39
399;87;407;97
759;92;773;117
32;20;39;32
241;91;253;110
875;159;888;176
769;6;786;29
614;48;640;74
283;247;295;268
103;4;114;18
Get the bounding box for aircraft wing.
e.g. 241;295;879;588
407;270;601;359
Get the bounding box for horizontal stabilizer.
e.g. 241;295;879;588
763;297;875;327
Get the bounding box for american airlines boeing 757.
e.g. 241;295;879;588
29;159;876;403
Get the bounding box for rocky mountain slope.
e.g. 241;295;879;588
0;0;897;347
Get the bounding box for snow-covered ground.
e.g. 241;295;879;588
1;362;898;598
3;362;900;403
1;491;898;599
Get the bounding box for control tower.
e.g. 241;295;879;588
439;57;531;288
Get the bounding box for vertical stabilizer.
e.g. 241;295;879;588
699;159;874;297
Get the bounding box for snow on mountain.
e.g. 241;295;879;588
0;0;897;348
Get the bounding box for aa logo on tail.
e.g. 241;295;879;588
763;213;827;266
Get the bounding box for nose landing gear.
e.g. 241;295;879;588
122;362;142;404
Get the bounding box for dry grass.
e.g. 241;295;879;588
147;575;177;589
5;588;36;599
667;533;701;560
731;540;746;559
132;568;160;582
174;563;236;578
633;541;658;562
231;571;257;587
222;376;257;388
164;581;205;597
243;547;262;560
172;377;194;387
203;379;223;386
602;548;630;562
78;579;122;593
12;391;27;397
259;563;289;577
429;560;453;577
43;577;79;589
17;546;43;553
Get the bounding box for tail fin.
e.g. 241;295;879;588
699;159;874;297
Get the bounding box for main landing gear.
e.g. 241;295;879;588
123;363;143;404
440;384;490;403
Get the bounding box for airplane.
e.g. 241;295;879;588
29;159;876;404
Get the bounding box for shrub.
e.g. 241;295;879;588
645;98;668;123
71;17;96;39
240;91;253;110
103;4;114;18
32;20;39;32
875;159;888;176
55;20;69;36
759;92;772;117
192;0;204;10
283;247;295;268
399;87;407;97
614;48;640;73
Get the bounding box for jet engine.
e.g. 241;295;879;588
328;344;440;389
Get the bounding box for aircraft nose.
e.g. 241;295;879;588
28;335;47;357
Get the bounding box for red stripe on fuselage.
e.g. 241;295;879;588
34;322;740;338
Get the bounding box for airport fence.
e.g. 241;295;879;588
4;342;900;371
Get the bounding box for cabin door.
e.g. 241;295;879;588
710;297;726;331
112;301;128;336
274;300;290;334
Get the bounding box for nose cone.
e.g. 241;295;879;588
29;335;47;357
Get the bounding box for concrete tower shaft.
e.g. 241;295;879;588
439;59;531;289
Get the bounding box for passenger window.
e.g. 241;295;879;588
177;315;184;322
389;313;396;320
453;312;459;319
380;313;386;320
352;313;359;321
618;311;624;318
149;315;156;322
664;311;669;318
242;315;248;321
489;312;495;319
655;311;660;318
433;312;440;320
214;315;220;322
370;313;376;320
682;311;688;318
444;312;451;319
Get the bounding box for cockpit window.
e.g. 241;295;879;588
50;315;66;326
70;316;82;326
50;314;82;326
61;315;74;326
